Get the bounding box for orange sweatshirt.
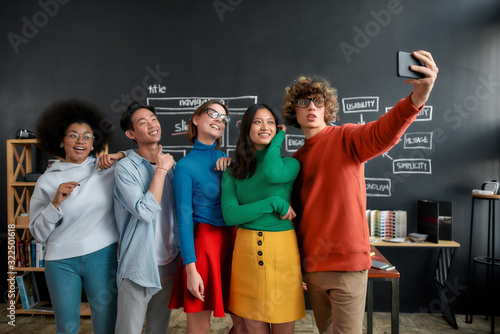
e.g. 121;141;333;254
292;94;421;272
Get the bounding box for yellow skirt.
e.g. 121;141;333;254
229;228;306;323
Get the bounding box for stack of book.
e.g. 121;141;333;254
367;210;407;239
16;238;45;268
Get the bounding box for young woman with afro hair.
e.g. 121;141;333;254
30;99;125;334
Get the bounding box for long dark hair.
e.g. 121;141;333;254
230;103;279;180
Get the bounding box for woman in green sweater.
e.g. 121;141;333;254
221;104;305;334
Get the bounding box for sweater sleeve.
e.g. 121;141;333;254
173;162;197;265
342;94;422;163
263;130;300;183
114;162;161;224
221;171;289;226
29;179;63;243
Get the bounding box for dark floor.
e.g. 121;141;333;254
0;304;499;333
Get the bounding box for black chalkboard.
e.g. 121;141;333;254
1;0;499;314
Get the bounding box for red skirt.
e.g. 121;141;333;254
168;223;237;317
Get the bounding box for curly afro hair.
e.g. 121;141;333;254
281;75;339;128
36;99;111;158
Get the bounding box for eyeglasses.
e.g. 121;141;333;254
64;133;95;143
296;96;325;108
205;107;230;124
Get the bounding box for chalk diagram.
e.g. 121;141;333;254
147;94;432;198
146;96;258;161
345;97;434;197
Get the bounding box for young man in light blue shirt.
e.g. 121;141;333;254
114;101;179;334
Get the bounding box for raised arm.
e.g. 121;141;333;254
406;50;439;109
263;128;300;183
98;151;126;169
149;145;175;204
114;162;161;224
343;51;438;163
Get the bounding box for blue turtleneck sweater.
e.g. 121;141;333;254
174;139;228;265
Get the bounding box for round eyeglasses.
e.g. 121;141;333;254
64;133;95;143
296;96;325;108
205;107;230;124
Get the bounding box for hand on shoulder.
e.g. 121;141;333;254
98;152;125;169
215;157;232;171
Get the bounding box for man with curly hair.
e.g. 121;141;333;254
282;50;438;334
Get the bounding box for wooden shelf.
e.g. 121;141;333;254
15;301;53;315
14;267;45;272
7;139;36;227
15;302;91;316
16;215;30;229
6;139;92;319
8;139;38;145
12;181;37;187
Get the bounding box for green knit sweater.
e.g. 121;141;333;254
221;130;300;231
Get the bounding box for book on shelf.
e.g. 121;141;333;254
16;272;40;310
36;242;45;268
31;239;37;267
15;238;46;268
16;241;20;267
26;239;31;267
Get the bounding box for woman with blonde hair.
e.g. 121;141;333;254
169;100;246;334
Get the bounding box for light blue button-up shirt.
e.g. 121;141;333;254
114;149;178;295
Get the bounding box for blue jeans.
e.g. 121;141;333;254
45;243;118;334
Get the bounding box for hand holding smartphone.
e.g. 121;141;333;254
397;51;426;79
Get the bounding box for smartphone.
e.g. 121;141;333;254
397;51;425;79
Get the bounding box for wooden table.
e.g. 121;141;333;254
371;239;460;329
367;245;400;334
